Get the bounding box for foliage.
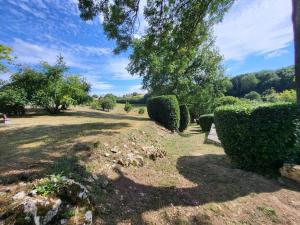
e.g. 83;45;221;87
227;66;295;97
78;0;233;111
99;93;117;111
138;107;145;114
198;114;214;132
214;96;241;108
147;95;180;131
244;91;261;101
124;102;133;113
262;89;296;103
0;86;27;115
34;175;63;196
78;0;234;53
214;103;300;174
9;56;90;114
0;44;13;73
179;105;190;132
90;100;100;110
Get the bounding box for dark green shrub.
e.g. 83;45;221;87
147;95;180;131
0;87;27;116
124;102;133;113
179;105;190;132
214;103;300;174
99;97;116;111
198;114;214;132
138;108;145;114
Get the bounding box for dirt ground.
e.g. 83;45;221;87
1;106;300;225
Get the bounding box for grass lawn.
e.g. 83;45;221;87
0;106;300;225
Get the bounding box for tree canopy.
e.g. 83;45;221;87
0;44;13;73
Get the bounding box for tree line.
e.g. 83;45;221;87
227;66;295;97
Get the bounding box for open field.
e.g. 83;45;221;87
1;106;300;225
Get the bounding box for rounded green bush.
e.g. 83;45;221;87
214;103;300;174
214;96;241;108
124;102;133;113
138;108;145;114
147;95;180;131
179;105;190;132
198;114;214;132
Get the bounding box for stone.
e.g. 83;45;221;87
13;191;26;200
84;210;93;225
1;196;61;225
280;164;300;184
111;146;119;153
57;177;90;205
99;178;109;189
73;143;91;151
104;153;110;157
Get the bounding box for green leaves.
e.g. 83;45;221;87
214;103;300;174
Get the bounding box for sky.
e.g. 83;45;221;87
0;0;295;96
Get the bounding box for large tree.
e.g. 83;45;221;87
292;0;300;105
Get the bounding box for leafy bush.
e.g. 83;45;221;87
34;175;63;196
90;100;100;110
124;102;133;113
147;95;180;131
0;87;27;116
244;91;261;101
214;96;241;108
138;107;145;114
179;105;190;132
214;103;300;174
99;97;116;111
198;114;214;132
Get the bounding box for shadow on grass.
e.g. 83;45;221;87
1;150;299;224
87;154;300;224
0;121;130;181
17;109;149;122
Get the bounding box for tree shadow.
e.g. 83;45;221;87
1;151;300;224
0;121;130;183
94;154;300;224
17;109;149;122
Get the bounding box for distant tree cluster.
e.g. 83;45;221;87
227;66;295;98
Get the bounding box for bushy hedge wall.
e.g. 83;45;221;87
179;105;190;132
147;95;180;131
198;114;214;132
215;103;300;174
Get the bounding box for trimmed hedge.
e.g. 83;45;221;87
215;103;300;174
198;114;214;132
179;105;190;132
147;95;180;131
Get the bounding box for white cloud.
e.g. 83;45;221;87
265;49;289;59
104;58;139;80
214;0;293;61
11;38;89;69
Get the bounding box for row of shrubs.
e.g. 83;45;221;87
147;95;190;132
214;102;300;174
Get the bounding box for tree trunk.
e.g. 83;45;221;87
292;0;300;105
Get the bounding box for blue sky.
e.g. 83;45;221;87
0;0;295;96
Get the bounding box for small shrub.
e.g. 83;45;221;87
138;107;145;114
34;174;63;196
244;91;261;101
100;98;115;111
90;100;100;110
147;95;180;131
124;102;133;113
214;103;300;174
214;96;241;108
179;105;190;132
198;114;214;132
